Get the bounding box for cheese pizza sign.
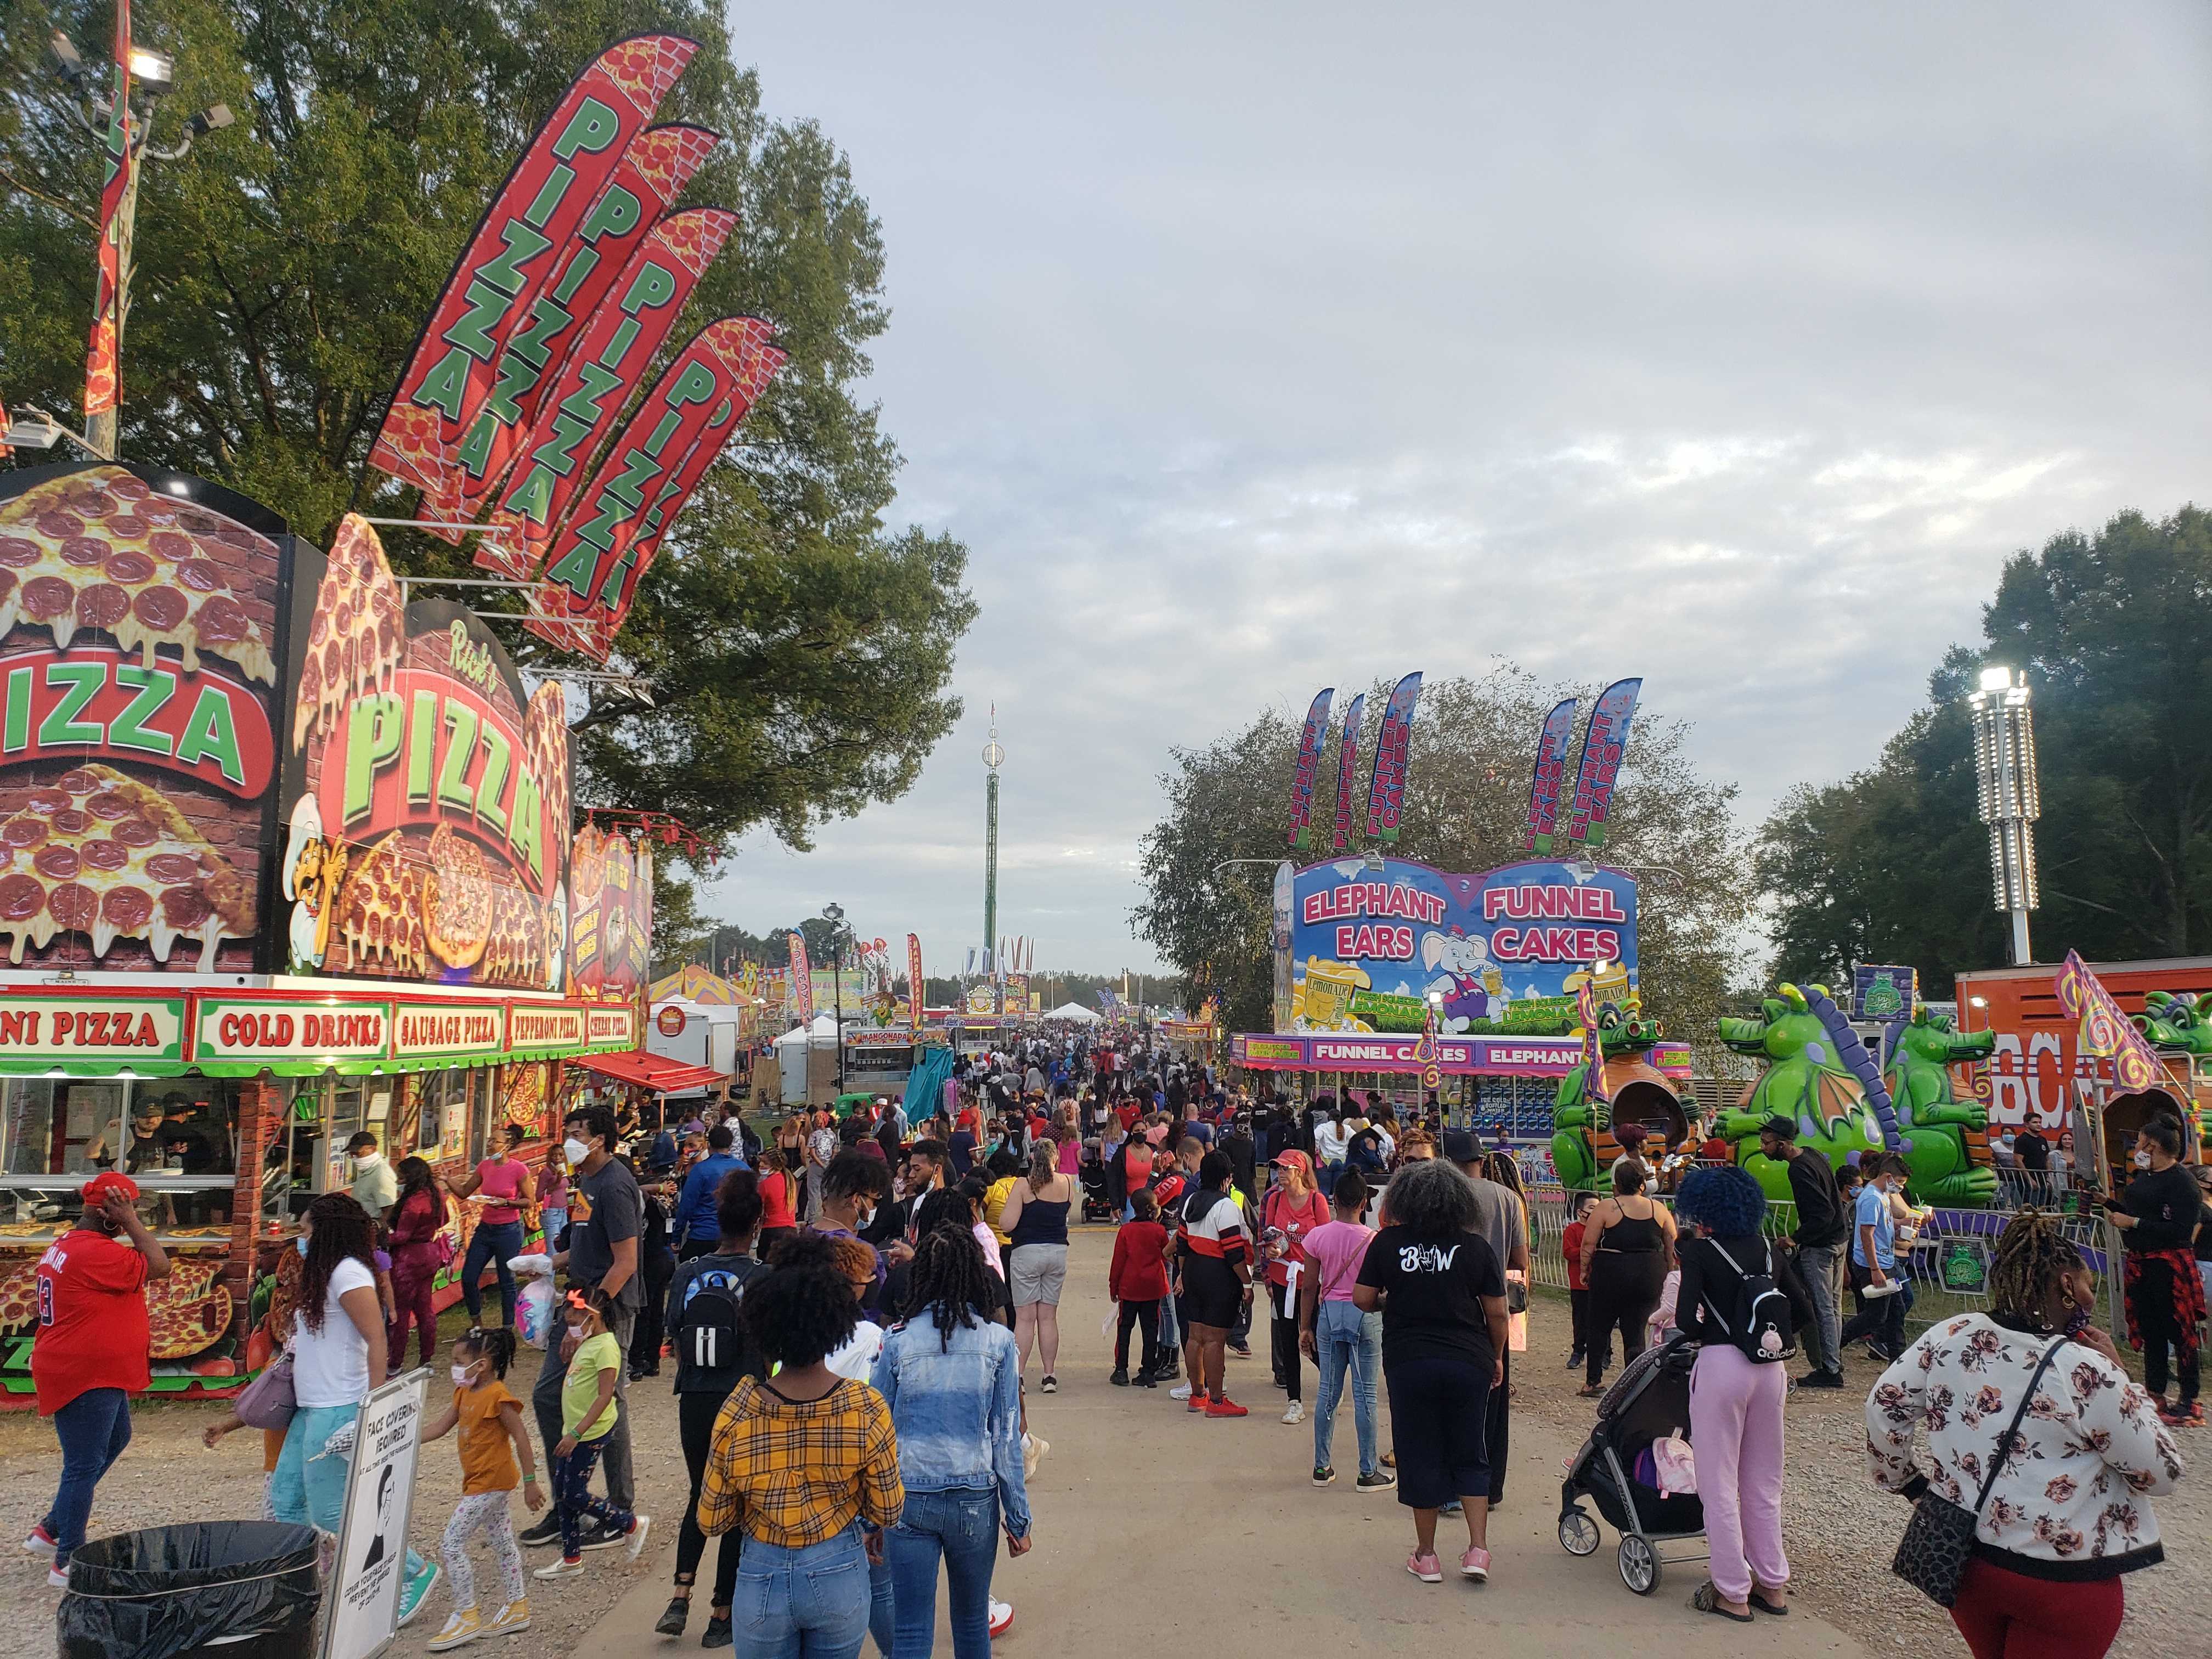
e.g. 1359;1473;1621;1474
0;462;289;975
279;516;572;992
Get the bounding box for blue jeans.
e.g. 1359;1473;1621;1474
461;1219;525;1326
868;1549;894;1655
887;1487;998;1659
44;1387;131;1565
732;1523;872;1659
1312;1300;1383;1477
272;1403;426;1581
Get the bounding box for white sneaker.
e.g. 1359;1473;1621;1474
1020;1435;1048;1480
531;1556;585;1581
624;1516;652;1560
988;1600;1014;1637
47;1566;69;1590
1282;1401;1305;1425
1170;1383;1193;1401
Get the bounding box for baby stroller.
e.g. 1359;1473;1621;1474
1556;1333;1708;1596
1077;1154;1116;1222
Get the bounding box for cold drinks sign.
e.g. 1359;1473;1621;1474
1278;855;1639;1036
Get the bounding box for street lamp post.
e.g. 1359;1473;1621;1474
822;902;848;1091
47;29;237;459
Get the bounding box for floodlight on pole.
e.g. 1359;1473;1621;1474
1967;665;2040;965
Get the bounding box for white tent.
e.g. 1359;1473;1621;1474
1045;1001;1102;1024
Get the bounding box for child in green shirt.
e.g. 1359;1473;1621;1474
533;1291;651;1578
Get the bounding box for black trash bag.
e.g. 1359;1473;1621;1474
57;1520;321;1659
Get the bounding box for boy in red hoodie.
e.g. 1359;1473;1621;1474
1561;1192;1596;1370
1108;1190;1171;1386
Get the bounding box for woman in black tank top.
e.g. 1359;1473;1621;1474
1576;1163;1677;1394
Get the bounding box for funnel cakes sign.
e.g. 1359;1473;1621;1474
279;516;571;990
0;463;286;973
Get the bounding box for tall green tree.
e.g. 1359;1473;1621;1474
1759;506;2212;993
1133;667;1757;1066
0;0;976;924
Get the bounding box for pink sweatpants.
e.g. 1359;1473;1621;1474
1688;1342;1790;1604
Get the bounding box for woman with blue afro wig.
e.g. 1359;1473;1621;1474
1671;1161;1794;1624
1674;1165;1768;1238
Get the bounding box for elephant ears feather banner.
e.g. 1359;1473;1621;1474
443;122;724;551
1330;693;1365;854
1522;697;1578;854
1364;672;1421;842
522;316;785;658
368;35;698;504
1565;677;1640;849
1286;688;1333;850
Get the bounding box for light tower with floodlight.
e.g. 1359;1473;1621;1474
1967;665;2040;966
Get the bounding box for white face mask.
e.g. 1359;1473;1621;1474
353;1153;377;1170
563;1137;592;1166
2134;1150;2153;1170
450;1363;475;1386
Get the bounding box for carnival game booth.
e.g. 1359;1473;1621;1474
0;465;652;1398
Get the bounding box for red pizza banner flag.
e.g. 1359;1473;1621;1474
1286;687;1333;850
476;207;737;576
84;0;134;419
523;316;784;658
1363;672;1422;842
429;122;723;547
1522;697;1579;854
907;934;924;1029
1330;692;1365;854
367;35;697;504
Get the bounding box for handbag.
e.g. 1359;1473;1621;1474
1891;1336;2064;1606
234;1348;296;1431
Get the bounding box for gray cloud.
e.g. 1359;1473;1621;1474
703;1;2211;974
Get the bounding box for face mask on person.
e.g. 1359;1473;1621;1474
451;1362;477;1386
2134;1150;2153;1170
353;1153;378;1170
564;1137;592;1166
296;1235;310;1257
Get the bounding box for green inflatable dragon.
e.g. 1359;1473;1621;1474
1548;1012;1668;1193
2137;991;2212;1056
1882;1009;1997;1206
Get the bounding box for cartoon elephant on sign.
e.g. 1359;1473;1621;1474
1422;929;1506;1032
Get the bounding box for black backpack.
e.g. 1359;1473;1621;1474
675;1257;767;1384
1700;1238;1795;1364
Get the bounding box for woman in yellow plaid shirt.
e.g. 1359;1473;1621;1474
696;1244;904;1656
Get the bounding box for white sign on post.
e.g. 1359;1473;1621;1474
320;1369;428;1659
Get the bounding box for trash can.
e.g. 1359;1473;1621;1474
57;1521;321;1659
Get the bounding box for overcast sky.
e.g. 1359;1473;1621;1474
699;2;2211;980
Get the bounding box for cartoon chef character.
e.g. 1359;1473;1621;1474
281;793;345;970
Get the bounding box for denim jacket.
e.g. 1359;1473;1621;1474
869;1309;1031;1539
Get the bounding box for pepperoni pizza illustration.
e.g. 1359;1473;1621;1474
292;514;405;752
0;764;255;968
0;467;276;682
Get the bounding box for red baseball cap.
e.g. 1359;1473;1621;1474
81;1171;140;1207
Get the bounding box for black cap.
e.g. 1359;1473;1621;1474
1760;1113;1797;1141
1441;1128;1482;1164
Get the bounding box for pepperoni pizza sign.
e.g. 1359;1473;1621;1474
0;463;288;976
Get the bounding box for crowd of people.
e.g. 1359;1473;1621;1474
15;1023;2210;1659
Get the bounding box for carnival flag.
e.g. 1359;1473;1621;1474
368;35;698;504
1330;693;1366;854
2055;950;2161;1094
1577;979;1611;1114
481;207;738;568
1287;688;1334;850
445;122;724;553
1564;678;1641;849
1364;673;1423;842
788;930;815;1023
83;0;133;420
907;934;924;1029
1522;697;1579;854
524;317;785;658
1414;996;1442;1090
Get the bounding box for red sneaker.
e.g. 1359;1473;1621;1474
1205;1396;1249;1418
1186;1390;1209;1413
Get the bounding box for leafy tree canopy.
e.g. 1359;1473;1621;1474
1;0;977;933
1759;506;2212;995
1132;666;1757;1067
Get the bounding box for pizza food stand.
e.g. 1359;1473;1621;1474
0;463;652;1401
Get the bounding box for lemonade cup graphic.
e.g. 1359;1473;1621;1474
1300;957;1370;1030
